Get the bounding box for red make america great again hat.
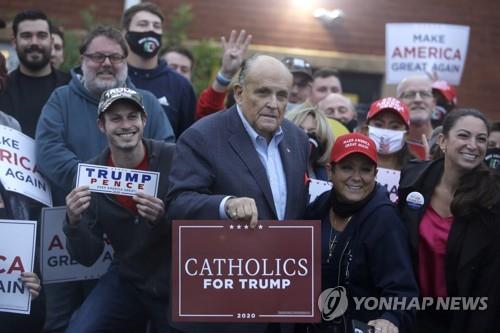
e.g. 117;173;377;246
330;132;378;165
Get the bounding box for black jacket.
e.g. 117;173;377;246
0;67;69;137
307;184;418;332
398;159;500;333
63;139;175;299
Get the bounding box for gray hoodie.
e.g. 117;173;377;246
35;67;175;205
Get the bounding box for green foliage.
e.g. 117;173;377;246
59;30;83;73
81;5;98;30
190;39;221;95
59;5;119;73
163;3;221;95
164;3;193;49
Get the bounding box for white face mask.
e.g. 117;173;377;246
368;126;406;155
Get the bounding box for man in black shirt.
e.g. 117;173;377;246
0;10;69;138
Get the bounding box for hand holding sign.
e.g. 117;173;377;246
76;163;159;197
367;318;398;333
66;186;91;225
133;191;164;224
225;197;258;228
19;272;41;299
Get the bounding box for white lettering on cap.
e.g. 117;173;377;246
105;87;137;99
377;97;403;113
293;58;305;67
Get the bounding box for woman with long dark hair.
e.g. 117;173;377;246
398;108;500;332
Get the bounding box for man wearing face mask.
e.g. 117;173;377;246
122;2;196;138
363;97;418;171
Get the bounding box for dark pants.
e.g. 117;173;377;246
0;289;45;333
65;265;169;333
43;280;96;333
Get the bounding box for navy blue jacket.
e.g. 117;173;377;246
167;106;309;222
306;184;418;332
129;60;196;138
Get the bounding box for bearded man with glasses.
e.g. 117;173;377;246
396;75;437;159
35;25;174;333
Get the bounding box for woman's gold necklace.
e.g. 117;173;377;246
326;211;352;264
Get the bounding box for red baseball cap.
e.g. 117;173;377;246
367;97;410;128
432;80;457;105
330;133;378;165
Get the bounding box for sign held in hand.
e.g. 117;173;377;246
0;125;52;206
0;219;37;315
172;220;321;323
76;163;159;197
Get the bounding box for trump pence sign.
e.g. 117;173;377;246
172;220;321;322
76;163;159;197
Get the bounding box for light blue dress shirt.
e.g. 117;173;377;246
218;106;288;220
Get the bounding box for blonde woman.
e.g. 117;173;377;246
286;106;334;180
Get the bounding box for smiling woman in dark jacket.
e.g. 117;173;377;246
304;133;418;333
398;108;500;333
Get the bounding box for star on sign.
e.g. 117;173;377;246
258;225;263;230
229;225;234;229
237;224;242;230
244;225;249;230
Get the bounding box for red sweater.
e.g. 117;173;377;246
195;86;226;120
107;151;149;215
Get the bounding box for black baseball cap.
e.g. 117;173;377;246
98;87;145;117
282;57;313;80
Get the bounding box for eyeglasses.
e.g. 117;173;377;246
399;90;433;100
83;53;126;64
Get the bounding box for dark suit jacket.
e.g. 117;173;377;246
167;105;309;221
166;106;309;333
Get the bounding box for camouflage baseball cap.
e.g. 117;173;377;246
282;57;313;80
97;87;145;117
